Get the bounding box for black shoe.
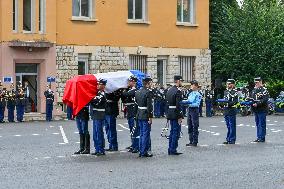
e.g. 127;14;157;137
74;134;85;154
74;150;83;154
128;148;133;152
132;149;139;153
186;143;197;147
141;153;153;158
253;139;260;143
106;148;118;152
126;146;132;150
223;141;229;144
228;142;235;144
96;152;106;156
168;152;183;155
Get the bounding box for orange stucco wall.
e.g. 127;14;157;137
0;0;56;43
56;0;209;49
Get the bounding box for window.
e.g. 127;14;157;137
177;0;195;23
129;55;147;74
23;0;33;31
78;55;89;75
72;0;93;18
128;0;147;20
179;56;195;82
13;0;18;31
39;0;46;33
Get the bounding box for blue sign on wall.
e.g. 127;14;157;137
47;77;56;83
3;77;13;83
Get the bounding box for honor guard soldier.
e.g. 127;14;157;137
7;83;16;122
122;75;139;153
44;85;54;122
223;79;238;144
135;76;154;157
105;90;121;151
181;80;202;147
74;104;90;154
154;84;162;118
251;77;269;143
160;86;166;117
0;81;7;123
166;75;184;155
90;79;107;156
205;86;214;117
15;81;26;122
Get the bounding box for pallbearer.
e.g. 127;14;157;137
90;79;107;156
223;79;238;144
135;76;154;157
122;75;139;153
44;84;54;122
74;104;90;154
15;81;26;122
7;83;16;123
166;75;184;155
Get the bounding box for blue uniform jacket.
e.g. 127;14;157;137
182;91;202;108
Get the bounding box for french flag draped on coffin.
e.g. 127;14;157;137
63;70;145;116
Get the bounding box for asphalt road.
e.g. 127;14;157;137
0;115;284;189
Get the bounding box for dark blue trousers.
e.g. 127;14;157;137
67;106;73;120
76;118;89;134
168;120;181;154
205;99;212;117
16;105;25;122
138;120;151;156
255;111;267;141
93;119;105;153
224;114;236;143
7;105;15;122
0;106;5;122
187;107;199;144
154;100;161;118
128;117;139;150
46;104;53;121
105;115;118;150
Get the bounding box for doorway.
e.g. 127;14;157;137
157;57;167;86
15;64;38;112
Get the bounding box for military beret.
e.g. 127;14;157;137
128;75;138;82
226;79;235;84
143;76;152;82
190;80;199;85
98;78;107;85
174;75;184;81
254;77;262;82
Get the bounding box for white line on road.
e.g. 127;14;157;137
14;135;21;137
74;132;79;134
213;133;220;136
43;157;51;159
52;133;59;135
117;130;123;132
32;134;40;136
59;126;69;144
268;124;276;126
210;126;219;128
57;156;65;158
118;124;130;131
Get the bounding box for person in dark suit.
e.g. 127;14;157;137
44;85;54;122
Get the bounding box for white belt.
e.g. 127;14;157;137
169;106;176;109
93;108;105;112
138;106;147;110
125;103;134;106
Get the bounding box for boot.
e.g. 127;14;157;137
74;134;85;154
81;133;90;154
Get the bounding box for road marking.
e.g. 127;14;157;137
52;133;59;135
252;126;255;128
0;136;2;138
274;121;278;123
43;157;51;159
124;123;129;125
57;156;65;158
221;121;225;123
50;126;54;128
32;134;40;136
75;142;80;144
200;144;209;147
59;126;69;144
210;126;219;128
14;135;21;137
217;144;225;146
117;130;123;132
74;132;79;134
271;129;275;131
213;133;220;136
118;124;130;131
34;157;38;160
268;124;276;126
59;143;66;145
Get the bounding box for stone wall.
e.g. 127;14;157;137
56;45;212;101
56;46;77;101
193;50;211;89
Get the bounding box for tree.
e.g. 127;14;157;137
210;0;284;82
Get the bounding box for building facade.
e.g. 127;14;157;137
0;0;211;113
